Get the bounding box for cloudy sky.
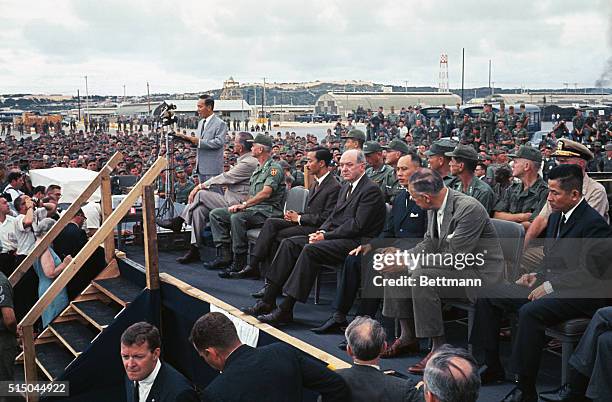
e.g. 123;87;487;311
0;0;610;95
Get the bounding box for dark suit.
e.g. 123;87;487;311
267;174;386;303
470;199;611;379
202;344;349;402
337;364;424;402
334;188;427;316
125;362;199;402
251;172;341;274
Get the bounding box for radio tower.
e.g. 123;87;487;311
438;53;449;93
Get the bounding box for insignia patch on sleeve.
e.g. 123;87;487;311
270;168;278;176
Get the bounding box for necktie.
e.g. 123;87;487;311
133;381;139;402
346;185;353;200
556;214;566;238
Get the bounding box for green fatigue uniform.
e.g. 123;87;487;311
458;119;474;145
366;163;398;203
415;112;426;125
495;127;514;146
410;126;427;145
174;179;195;204
596;120;607;138
387;112;399;125
452;176;496;215
479;110;496;145
496;110;508;127
513;127;529;145
438;108;449;135
0;272;19;382
506;112;520;131
453;112;463;129
427;125;440;143
209;156;286;255
492;176;549;221
519;111;529;128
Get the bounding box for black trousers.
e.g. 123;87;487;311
470;282;604;378
0;253;16;277
267;236;359;303
570;307;612;401
333;254;381;317
12;255;40;324
251;218;316;275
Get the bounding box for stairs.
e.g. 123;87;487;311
16;263;143;381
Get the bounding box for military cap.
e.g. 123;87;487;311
383;139;410;154
552;139;593;161
278;160;291;169
248;134;273;147
285;150;295;156
175;166;185;173
508;146;542;164
605;142;612;151
445;144;479;160
424;138;458;156
363;141;383;154
341;129;366;142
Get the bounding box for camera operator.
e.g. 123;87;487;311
174;95;227;183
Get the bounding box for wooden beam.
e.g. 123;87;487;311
22;324;38;402
142;185;160;290
19;157;167;327
9;152;124;287
100;171;115;263
159;273;351;370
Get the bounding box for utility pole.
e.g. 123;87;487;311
404;80;408;92
461;48;465;104
77;89;81;121
488;59;492;95
123;84;126;103
563;82;569;93
84;75;89;125
147;82;151;114
262;77;266;120
491;82;495;95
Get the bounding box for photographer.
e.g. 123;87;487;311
174;96;227;183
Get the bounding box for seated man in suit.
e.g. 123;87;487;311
157;132;258;264
190;312;349;402
337;316;423;402
242;149;386;326
470;164;611;402
381;169;504;374
312;150;427;339
423;345;480;402
221;147;340;281
121;322;198;402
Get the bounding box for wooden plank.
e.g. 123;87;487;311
9;152;124;287
142;185;160;290
22;324;38;402
19;157;167;327
100;171;115;263
159;273;351;370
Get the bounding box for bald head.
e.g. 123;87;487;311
344;316;386;362
423;345;480;402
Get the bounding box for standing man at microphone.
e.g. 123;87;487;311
174;95;227;183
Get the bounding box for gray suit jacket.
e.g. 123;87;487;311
412;188;504;300
336;365;423;402
196;114;227;177
204;152;259;205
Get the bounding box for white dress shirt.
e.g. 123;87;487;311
137;359;161;402
436;188;450;236
297;171;330;226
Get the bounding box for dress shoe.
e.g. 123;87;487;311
337;340;348;351
479;367;506;385
176;245;200;264
539;384;588;402
156;216;184;233
257;308;293;326
251;285;267;299
229;264;260;279
310;316;348;334
407;351;433;375
501;387;538;402
241;300;275;316
219;253;247;278
379;338;420;358
202;246;232;270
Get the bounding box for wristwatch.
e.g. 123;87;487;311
242;201;248;206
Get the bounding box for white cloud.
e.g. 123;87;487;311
0;0;609;95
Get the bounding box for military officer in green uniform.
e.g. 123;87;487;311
494;119;514;147
387;106;399;126
173;166;196;204
458;114;474;146
496;103;508;127
572;109;586;142
409;119;427;145
438;104;449;136
493;145;548;230
363;141;398;203
518;104;529;129
427;119;441;143
206;134;286;273
383;138;411;170
424;138;458;186
446;144;496;215
479;103;496;147
512;121;529;145
506;105;520;131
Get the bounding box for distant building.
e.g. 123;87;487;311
315;91;462;116
484;92;612;107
